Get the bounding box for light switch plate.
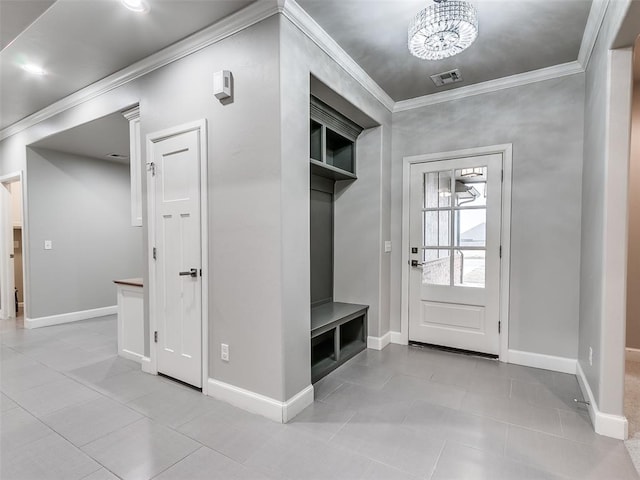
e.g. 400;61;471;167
44;240;52;250
384;241;392;253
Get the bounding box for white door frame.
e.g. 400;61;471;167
146;119;209;393
400;144;512;362
0;171;26;321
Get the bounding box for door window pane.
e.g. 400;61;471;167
455;167;487;207
454;250;485;288
423;211;450;247
455;209;486;247
424;171;452;208
421;249;451;286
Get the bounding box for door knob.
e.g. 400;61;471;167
179;268;198;278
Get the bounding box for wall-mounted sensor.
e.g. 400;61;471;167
213;70;232;100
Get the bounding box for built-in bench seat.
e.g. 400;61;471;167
310;302;368;383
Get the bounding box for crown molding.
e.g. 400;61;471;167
0;0;280;142
393;61;584;113
279;0;395;113
578;0;611;69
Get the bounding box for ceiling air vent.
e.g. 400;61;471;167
430;69;463;87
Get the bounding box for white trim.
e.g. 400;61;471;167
578;0;611;69
576;361;628;440
140;356;153;374
280;0;394;113
507;349;577;375
207;378;314;423
0;1;280;141
25;305;117;329
119;349;144;364
626;348;640;363
393;62;583;113
146;119;209;392
400;144;513;363
367;332;391;351
390;331;406;345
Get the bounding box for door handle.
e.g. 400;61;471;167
411;260;425;267
179;268;198;278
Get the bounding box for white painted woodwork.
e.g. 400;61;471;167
408;154;502;354
0;182;15;319
150;128;202;388
123;106;142;227
116;281;144;362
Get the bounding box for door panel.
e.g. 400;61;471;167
409;154;502;354
151;129;202;388
0;183;15;319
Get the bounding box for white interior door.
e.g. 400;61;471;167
408;154;502;355
0;183;15;319
151;129;202;387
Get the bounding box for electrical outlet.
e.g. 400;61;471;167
44;240;52;250
384;241;392;253
221;343;229;362
589;347;593;366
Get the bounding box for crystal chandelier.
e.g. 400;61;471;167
408;0;478;61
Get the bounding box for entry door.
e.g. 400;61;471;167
408;154;502;355
0;183;15;319
150;129;202;388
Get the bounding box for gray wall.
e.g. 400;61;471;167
26;148;143;318
579;0;637;416
391;74;585;359
627;84;640;349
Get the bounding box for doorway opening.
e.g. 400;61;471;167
0;174;24;324
401;144;512;362
625;33;640;450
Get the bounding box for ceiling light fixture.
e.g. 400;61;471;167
408;0;478;61
121;0;150;13
22;64;46;75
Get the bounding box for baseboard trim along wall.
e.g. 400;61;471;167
507;349;577;374
390;331;406;345
626;348;640;363
576;362;628;440
207;378;314;423
25;305;117;329
140;356;153;374
367;332;391;351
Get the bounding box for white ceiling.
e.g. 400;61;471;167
0;0;254;131
0;0;599;132
30;111;130;163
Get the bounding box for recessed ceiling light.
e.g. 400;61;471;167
22;64;46;75
121;0;150;13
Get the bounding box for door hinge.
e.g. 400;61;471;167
499;245;502;258
147;162;156;176
501;169;504;182
498;321;501;334
152;247;157;260
154;331;158;343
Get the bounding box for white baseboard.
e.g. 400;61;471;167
25;305;117;329
576;361;628;440
626;348;640;363
390;331;407;345
367;332;391;350
119;350;144;364
207;378;313;423
140;356;154;374
507;349;577;374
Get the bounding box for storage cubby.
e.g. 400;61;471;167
311;302;368;383
309;96;360;181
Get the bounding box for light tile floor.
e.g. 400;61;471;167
1;315;638;480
